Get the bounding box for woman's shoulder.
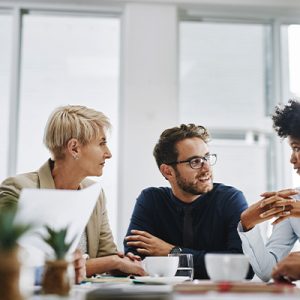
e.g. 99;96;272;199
1;171;39;190
0;172;39;208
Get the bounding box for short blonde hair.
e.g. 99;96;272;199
44;105;111;159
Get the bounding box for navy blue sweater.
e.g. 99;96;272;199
124;183;253;279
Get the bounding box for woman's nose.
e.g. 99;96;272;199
105;147;112;159
290;152;297;164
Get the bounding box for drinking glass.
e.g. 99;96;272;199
168;253;194;280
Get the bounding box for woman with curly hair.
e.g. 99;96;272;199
238;99;300;282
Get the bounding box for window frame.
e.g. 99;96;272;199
2;3;122;240
2;4;121;178
179;7;300;191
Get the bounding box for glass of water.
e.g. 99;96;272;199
168;253;194;280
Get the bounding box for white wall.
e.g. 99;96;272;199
118;4;178;246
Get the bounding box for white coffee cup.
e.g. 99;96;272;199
205;253;249;281
143;256;179;277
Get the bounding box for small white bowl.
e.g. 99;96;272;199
143;256;179;277
205;254;249;281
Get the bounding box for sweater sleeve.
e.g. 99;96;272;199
124;190;156;256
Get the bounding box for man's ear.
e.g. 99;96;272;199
159;164;174;180
67;138;81;159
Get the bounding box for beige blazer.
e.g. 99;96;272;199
0;160;118;258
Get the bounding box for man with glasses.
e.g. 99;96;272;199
124;124;252;279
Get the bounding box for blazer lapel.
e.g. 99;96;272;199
81;180;100;258
86;203;99;258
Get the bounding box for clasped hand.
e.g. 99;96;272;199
125;229;173;256
241;189;299;231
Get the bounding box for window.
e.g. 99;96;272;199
282;24;300;187
18;12;120;236
0;12;13;182
180;20;273;204
180;21;272;128
286;25;300;98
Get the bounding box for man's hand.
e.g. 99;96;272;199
73;249;86;284
272;252;300;283
240;189;297;231
125;229;174;256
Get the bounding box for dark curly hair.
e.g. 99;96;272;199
272;99;300;139
153;124;210;168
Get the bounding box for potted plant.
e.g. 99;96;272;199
0;208;31;300
41;226;75;296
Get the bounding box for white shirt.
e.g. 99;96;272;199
237;194;300;282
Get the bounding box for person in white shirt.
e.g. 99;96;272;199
238;99;300;282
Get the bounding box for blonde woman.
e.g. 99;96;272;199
0;105;145;278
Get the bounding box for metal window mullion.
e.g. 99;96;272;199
272;20;283;106
271;20;286;190
264;25;273;116
7;7;22;177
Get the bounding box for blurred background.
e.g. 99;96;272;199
1;0;300;248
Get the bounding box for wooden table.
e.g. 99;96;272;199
29;281;300;300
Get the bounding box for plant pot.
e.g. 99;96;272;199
42;259;72;296
0;247;23;300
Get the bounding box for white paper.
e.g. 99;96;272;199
14;182;102;266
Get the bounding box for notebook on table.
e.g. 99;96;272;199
14;183;102;266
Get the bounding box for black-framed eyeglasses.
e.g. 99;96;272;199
167;154;217;169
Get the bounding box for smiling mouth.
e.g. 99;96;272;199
198;176;211;182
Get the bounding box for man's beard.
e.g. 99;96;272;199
174;168;213;195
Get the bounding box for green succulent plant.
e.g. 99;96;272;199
42;226;75;260
0;208;31;251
